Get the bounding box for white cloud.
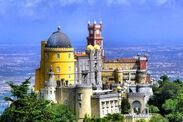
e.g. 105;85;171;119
156;0;168;5
106;0;171;6
24;0;42;8
107;0;130;5
149;0;168;6
58;0;84;6
0;0;180;18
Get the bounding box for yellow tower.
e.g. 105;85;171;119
35;26;75;91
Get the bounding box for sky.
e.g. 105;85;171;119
0;0;183;46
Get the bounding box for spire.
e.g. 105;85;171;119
49;65;54;75
46;65;56;87
49;65;54;81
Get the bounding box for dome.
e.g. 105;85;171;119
46;27;72;48
117;86;122;91
94;45;100;50
86;45;94;50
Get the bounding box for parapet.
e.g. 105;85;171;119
88;21;102;31
45;47;74;52
75;84;92;88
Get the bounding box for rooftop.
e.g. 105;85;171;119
104;58;137;63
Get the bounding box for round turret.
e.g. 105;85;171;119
86;45;94;50
94;44;100;50
75;85;92;121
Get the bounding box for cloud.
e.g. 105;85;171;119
107;0;130;5
24;0;42;8
0;0;181;18
106;0;173;6
58;0;84;6
155;0;168;6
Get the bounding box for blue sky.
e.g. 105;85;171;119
0;0;183;46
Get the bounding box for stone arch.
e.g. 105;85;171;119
132;100;141;114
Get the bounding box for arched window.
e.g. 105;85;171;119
68;66;71;71
56;53;60;59
132;100;141;114
56;67;60;73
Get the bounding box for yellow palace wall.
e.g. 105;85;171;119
35;41;75;91
102;62;137;83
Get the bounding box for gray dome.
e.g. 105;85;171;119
46;29;72;48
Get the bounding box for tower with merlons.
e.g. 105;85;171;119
87;21;104;58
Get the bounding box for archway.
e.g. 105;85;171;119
132;100;141;114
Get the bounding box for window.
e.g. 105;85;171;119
78;93;82;101
46;90;48;95
68;53;71;58
109;77;114;81
109;68;113;70
79;102;82;108
56;53;60;59
123;72;129;75
96;30;100;34
68;66;71;71
131;73;136;76
56;67;60;73
90;30;93;34
46;53;49;60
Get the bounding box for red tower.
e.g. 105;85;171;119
87;21;104;57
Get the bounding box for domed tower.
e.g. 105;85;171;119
35;26;75;91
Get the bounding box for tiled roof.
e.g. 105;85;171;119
74;52;87;57
105;58;137;63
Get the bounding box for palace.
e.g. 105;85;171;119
34;21;153;122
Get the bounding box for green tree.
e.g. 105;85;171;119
162;92;183;122
136;119;147;122
159;75;169;86
83;114;92;122
162;99;178;113
173;79;183;87
83;113;124;122
150;114;169;122
121;98;130;114
149;75;183;122
104;113;124;122
149;105;160;113
48;104;76;122
0;77;76;122
148;81;182;114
